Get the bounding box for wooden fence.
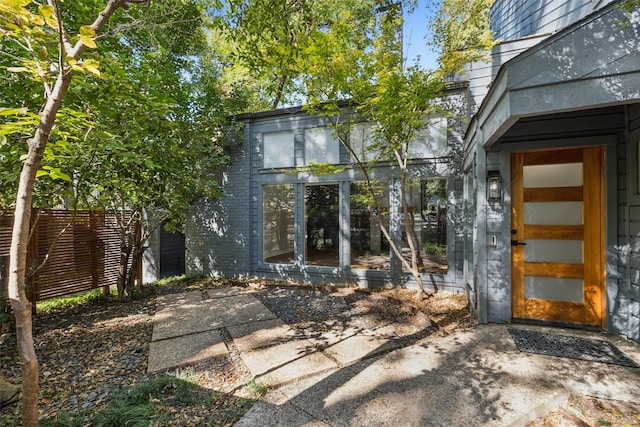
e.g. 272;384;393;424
0;209;138;306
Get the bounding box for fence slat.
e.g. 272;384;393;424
0;209;136;304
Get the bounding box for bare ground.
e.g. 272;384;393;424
1;277;639;426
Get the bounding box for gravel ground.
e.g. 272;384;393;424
2;277;637;426
0;278;469;425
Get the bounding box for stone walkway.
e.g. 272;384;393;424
148;288;640;426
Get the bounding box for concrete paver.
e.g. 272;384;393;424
239;326;640;426
319;333;400;366
155;290;204;309
227;318;294;352
147;330;227;373
147;288;640;426
206;287;254;299
239;338;339;386
152;293;277;341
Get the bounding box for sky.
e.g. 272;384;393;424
402;1;439;70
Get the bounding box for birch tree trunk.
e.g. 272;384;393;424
6;2;150;424
8;70;73;426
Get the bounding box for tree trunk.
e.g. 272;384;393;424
8;70;73;427
5;2;150;423
117;241;132;300
399;175;425;301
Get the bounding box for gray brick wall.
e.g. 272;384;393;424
185;141;252;278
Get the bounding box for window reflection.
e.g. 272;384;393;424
350;181;390;270
263;184;295;264
402;178;448;273
305;184;340;266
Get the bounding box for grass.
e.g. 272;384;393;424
40;374;202;427
245;378;269;397
36;288;111;313
34;275;193;314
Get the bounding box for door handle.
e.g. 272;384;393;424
511;240;527;246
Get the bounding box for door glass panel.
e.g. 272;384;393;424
525;276;584;302
305;184;340;267
524;240;583;263
524;202;583;225
523;163;582;188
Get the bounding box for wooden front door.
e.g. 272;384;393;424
511;147;605;327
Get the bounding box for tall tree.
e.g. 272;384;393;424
216;0;493;300
0;1;178;424
55;0;237;299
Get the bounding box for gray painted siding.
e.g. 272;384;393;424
467;0;610;113
490;0;602;41
466;36;547;115
186;93;469;290
624;105;640;341
185;138;252;278
485;150;511;322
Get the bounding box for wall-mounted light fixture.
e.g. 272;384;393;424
487;170;502;201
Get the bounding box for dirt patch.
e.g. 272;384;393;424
528;393;640;427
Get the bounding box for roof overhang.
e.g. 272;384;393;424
466;1;640;148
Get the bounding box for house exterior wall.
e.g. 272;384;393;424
621;104;640;341
490;0;603;41
463;0;640;341
466;0;617;115
185;137;252;278
186;88;469;290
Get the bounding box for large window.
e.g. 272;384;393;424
264;131;295;168
305;184;340;266
349;123;379;162
401;177;448;273
408;118;448;159
263;184;295;264
304;127;340;165
350;181;390;270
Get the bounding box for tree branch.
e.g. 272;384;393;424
48;0;73;56
68;0;150;60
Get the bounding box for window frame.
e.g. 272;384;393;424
627;128;640;205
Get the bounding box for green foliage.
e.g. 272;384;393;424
431;0;495;76
40;411;91;427
1;0;244;297
424;241;446;256
36;288;109;313
245;378;269;398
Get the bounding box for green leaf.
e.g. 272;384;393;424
80;36;97;49
36;170;48;178
0;107;29;116
79;25;95;38
38;3;57;27
37;4;54;17
79;25;97;48
1;0;30;9
82;58;100;76
49;168;71;182
6;66;31;73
